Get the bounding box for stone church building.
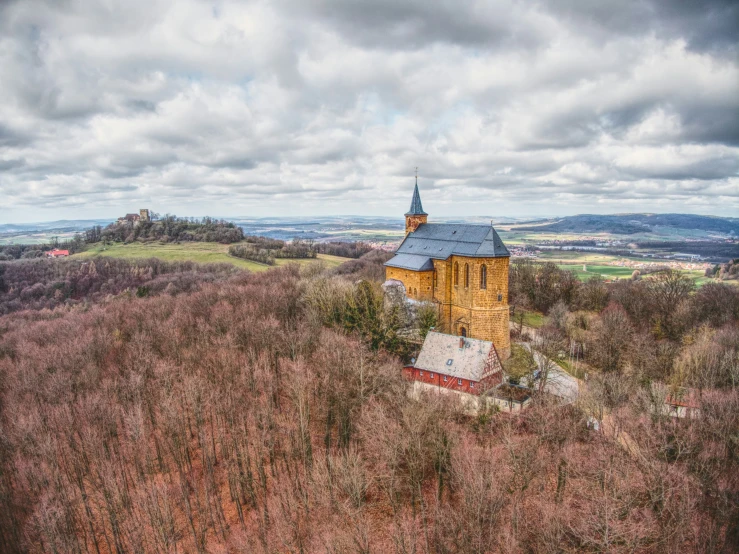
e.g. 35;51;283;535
384;181;511;360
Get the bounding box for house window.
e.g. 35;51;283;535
480;265;487;289
464;264;469;288
470;382;475;389
457;379;463;386
419;371;423;376
443;376;448;382
454;262;459;286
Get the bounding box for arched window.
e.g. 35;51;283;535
464;263;469;288
454;262;459;286
460;327;467;337
480;264;487;289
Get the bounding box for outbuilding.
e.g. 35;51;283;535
403;331;504;395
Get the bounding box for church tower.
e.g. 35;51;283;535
405;178;428;235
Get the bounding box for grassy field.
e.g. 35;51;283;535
556;263;714;285
557;264;636;280
73;242;350;272
511;309;546;328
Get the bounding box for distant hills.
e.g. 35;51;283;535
0;219;114;234
514;214;739;236
3;214;738;244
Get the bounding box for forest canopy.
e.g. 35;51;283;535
0;255;737;553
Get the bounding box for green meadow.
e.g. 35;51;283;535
74;242;350;272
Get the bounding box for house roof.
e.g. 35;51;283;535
405;183;427;216
665;388;700;409
414;331;499;382
384;223;510;270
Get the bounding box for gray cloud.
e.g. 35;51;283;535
0;0;737;222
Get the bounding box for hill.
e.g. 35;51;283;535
514;213;739;236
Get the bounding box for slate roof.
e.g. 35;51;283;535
414;332;497;382
405;183;427;216
384;223;510;271
383;253;435;271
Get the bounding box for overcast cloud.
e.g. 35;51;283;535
0;0;737;222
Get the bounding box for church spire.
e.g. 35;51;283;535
404;170;428;235
405;170;427;216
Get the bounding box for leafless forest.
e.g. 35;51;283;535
0;254;737;553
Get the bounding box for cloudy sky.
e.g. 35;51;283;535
1;0;738;223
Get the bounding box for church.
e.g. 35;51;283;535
384;180;511;360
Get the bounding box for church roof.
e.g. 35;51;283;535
405;183;427;216
383;253;435;271
385;223;510;269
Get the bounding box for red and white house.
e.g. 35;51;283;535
45;249;69;258
403;331;504;396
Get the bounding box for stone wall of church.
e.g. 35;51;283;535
441;255;510;359
385;267;434;301
386;254;510;359
471;306;510;360
405;215;428;235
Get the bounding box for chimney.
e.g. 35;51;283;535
459;337;465;349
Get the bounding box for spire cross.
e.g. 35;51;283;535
415;166;418;184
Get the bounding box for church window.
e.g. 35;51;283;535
433;271;437;288
464;264;469;288
460;327;467;337
498;292;503;302
480;264;487;289
454;262;459;285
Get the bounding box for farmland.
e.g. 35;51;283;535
73;242;350;271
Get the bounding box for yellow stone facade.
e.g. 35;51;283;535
387;255;510;359
385;267;434;301
405;214;428;235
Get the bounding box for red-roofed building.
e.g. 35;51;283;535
403;331;504;395
664;388;701;419
45;249;69;258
